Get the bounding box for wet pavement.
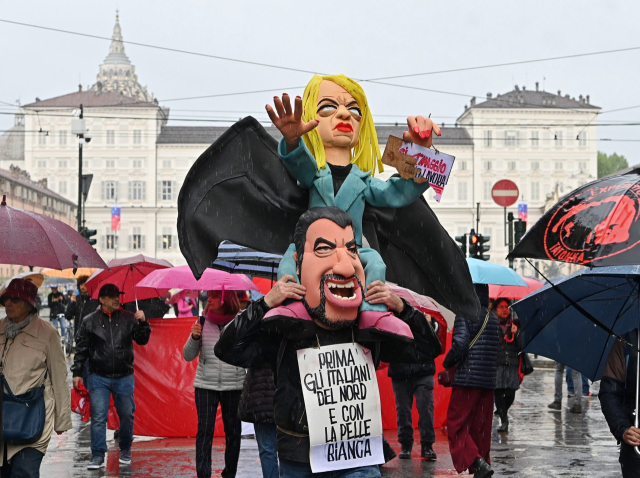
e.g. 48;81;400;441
42;369;621;477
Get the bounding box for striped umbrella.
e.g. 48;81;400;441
211;242;282;281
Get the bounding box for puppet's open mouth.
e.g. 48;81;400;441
326;280;357;300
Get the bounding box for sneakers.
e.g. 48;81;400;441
473;457;494;478
569;403;582;414
87;456;105;469
547;400;562;411
119;449;132;465
421;443;437;460
399;444;412;459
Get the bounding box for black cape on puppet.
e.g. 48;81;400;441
177;116;479;320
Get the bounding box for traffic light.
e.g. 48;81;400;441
80;227;97;246
455;234;467;256
468;229;479;257
514;220;527;245
477;234;490;261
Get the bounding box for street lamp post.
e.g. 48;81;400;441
76;105;83;231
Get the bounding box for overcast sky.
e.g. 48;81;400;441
2;1;640;161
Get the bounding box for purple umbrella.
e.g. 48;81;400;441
0;195;107;270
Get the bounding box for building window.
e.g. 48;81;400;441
129;227;145;250
579;161;587;171
38;132;47;145
531;182;540;200
483;161;492;171
106;130;115;145
129;181;146;200
58;130;67;145
103;233;118;250
37;160;46;168
133;130;142;144
133;159;143;169
484;130;492;147
578;132;587;147
505;131;518;147
158;181;175;201
58;181;67;195
458;182;468;201
458;161;467;171
531;131;539;147
555;131;563;146
531;162;540;171
555;162;563;170
162;160;172;169
58;160;68;169
160;227;174;250
507;161;516;171
102;181;118;200
483;181;492;200
105;160;115;169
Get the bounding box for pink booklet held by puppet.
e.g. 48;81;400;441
382;136;455;202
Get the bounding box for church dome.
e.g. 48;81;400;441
0;114;25;163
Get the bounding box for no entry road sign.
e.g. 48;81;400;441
492;180;519;207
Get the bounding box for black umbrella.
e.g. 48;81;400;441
510;167;640;266
211;241;282;281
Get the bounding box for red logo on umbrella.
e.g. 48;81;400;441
544;181;640;264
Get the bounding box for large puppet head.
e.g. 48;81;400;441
293;207;365;329
301;74;383;175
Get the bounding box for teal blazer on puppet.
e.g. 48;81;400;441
278;138;430;247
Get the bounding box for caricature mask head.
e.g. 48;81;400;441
293;208;365;329
301;74;383;175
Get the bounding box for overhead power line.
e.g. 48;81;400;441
0;18;324;77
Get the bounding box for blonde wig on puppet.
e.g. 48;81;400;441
301;74;383;176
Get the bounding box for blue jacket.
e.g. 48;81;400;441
443;311;500;389
278;138;429;247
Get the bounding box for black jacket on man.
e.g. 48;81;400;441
65;294;100;337
71;307;151;379
48;291;66;317
238;360;276;424
215;297;441;463
388;318;443;380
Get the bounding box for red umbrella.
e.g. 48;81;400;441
489;277;543;300
86;255;173;306
0;195;107;270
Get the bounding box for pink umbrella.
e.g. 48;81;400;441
388;282;453;330
489;277;544;300
135;265;258;294
0;195;107;270
168;289;199;306
86;255;173;306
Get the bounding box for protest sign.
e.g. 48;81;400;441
297;343;384;472
382;135;456;202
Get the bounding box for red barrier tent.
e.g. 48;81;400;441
128;313;451;437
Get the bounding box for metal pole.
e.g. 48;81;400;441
476;202;480;233
508;212;515;270
76;104;84;231
504;207;507;247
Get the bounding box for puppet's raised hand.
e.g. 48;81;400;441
402;116;442;149
266;93;319;151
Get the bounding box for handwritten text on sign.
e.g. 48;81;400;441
381;135;456;202
297;343;384;472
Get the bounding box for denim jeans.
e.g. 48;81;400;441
86;373;135;458
565;367;590;395
279;459;381;478
254;422;279;478
554;362;582;405
50;315;66;339
391;375;435;446
1;447;44;478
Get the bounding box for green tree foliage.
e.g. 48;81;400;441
598;151;629;178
